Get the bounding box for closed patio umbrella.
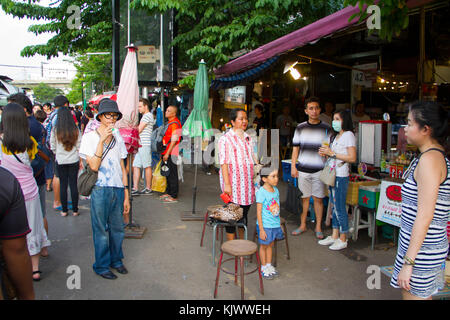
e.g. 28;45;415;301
181;59;213;221
115;44;145;238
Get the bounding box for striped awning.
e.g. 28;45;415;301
211;56;280;90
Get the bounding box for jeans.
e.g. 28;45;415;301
57;162;79;213
90;186;125;275
329;176;350;234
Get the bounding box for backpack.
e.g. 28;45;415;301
151;120;179;153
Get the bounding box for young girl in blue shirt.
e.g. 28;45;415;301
256;165;285;279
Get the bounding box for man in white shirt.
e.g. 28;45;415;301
351;101;371;132
132;98;155;195
79;99;130;280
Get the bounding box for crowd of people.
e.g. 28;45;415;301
0;91;448;301
218;97;449;299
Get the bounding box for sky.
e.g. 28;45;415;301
0;1;75;81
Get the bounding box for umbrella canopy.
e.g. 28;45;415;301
182;60;213;140
115;45;140;154
89;93;117;105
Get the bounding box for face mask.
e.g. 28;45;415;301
332;120;342;132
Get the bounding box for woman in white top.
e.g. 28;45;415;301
51;107;81;217
318;110;357;250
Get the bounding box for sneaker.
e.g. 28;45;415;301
318;236;337;246
131;189;140;196
329;239;348;251
140;188;153;195
266;265;279;277
261;267;274;280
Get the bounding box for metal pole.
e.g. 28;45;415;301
127;0;131;47
418;6;425;100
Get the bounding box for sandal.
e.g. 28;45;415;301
72;212;79;216
315;231;324;240
159;194;170;200
291;227;307;236
61;212;68;217
32;270;42;281
163;197;178;203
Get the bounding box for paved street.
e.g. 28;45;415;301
34;165;400;300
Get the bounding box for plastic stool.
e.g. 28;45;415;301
214;240;264;300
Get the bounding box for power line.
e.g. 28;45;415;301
0;64;77;72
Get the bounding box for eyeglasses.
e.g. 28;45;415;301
103;113;120;120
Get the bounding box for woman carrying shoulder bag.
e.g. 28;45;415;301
318;110;356;250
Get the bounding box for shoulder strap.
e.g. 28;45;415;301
0;138;24;164
417;148;446;161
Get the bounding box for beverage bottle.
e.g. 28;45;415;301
380;150;386;172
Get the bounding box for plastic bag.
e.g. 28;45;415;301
151;160;167;193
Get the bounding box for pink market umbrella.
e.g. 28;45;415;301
116;45;140;155
115;44;144;236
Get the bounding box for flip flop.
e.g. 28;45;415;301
32;270;42;281
315;231;324;239
291;227;307;236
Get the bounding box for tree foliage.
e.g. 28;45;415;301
33;82;63;103
344;0;409;42
132;0;346;73
0;0;112;58
66;52;113;104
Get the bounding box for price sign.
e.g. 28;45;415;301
376;180;402;227
352;63;377;88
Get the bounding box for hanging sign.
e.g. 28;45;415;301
376;179;402;227
138;45;157;64
352;62;377;88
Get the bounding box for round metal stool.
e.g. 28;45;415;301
213;240;264;300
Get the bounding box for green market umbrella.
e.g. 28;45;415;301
182;59;212;139
181;59;213;220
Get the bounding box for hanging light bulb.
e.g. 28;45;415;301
289;68;301;80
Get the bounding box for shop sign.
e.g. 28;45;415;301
138;45;157;64
352;63;377;88
224;86;246;109
376;180;402;227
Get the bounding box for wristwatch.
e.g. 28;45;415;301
330;152;337;159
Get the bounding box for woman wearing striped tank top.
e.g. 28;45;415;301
390;101;449;300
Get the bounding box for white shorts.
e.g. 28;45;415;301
298;171;325;199
133;146;152;168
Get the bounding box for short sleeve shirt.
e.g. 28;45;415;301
331;131;356;177
139;112;155;146
292;121;331;173
256;186;281;228
0;167;30;239
162;118;182;156
79;130;128;188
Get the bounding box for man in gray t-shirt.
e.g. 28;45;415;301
291;97;331;240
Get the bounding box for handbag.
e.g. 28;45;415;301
208;203;244;222
160;160;170;177
319;158;337;187
283;178;302;215
77;135;115;196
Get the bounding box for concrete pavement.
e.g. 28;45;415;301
34;165;400;300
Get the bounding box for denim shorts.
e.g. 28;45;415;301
256;225;284;245
133;146;152;168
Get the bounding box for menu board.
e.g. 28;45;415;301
376;179;403;227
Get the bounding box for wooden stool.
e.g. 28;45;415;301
214;240;264;300
251;217;290;267
200;205;248;266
